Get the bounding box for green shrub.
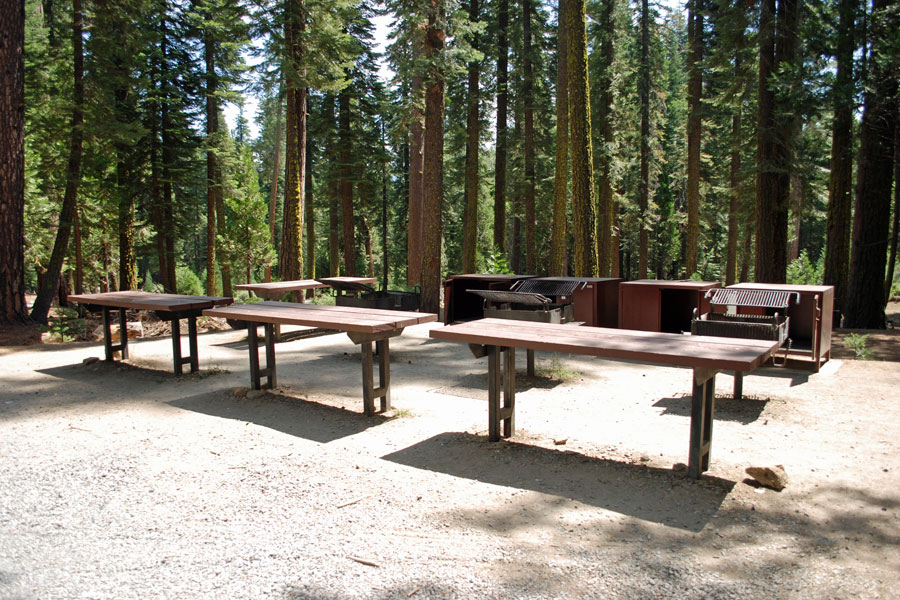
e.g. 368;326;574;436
176;265;203;296
845;333;873;360
786;250;824;286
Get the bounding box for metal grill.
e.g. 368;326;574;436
512;278;585;297
706;288;798;310
467;289;552;306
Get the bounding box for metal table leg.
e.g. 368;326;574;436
487;345;516;442
247;323;277;390
102;306;128;362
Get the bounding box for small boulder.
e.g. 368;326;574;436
745;465;789;491
246;389;266;399
232;388;248;398
83;357;100;365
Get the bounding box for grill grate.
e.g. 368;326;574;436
513;278;584;297
467;289;552;306
706;288;798;309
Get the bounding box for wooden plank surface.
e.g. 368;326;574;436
430;318;779;372
69;291;232;312
234;280;330;293
204;301;436;333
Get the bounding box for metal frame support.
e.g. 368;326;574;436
526;349;535;376
247;323;277;390
487;345;516;442
101;307;128;362
732;371;744;401
689;368;718;478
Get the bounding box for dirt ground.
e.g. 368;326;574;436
1;301;899;597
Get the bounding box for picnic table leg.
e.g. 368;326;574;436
247;323;277;390
101;307;128;362
377;338;391;412
503;347;516;437
488;345;501;441
361;342;376;416
188;316;199;373
170;317;183;375
733;371;743;401
526;349;535;377
689;368;718;478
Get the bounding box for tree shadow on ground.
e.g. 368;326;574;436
169;389;390;444
382;431;733;532
654;394;769;424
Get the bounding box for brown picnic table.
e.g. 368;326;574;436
68;291;232;374
204;301;437;415
234;279;330;300
430;318;780;478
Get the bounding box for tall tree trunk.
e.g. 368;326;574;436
304;120;315;287
725;103;742;286
550;0;568;277
685;0;703;276
0;0;28;323
637;0;651;279
74;207;83;294
493;0;509;254
31;0;84;323
421;0;446;314
279;2;306;282
204;24;218;295
214;111;231;296
266;94;282;282
324;94;340;276
567;0;597;277
788;171;802;261
461;0;480;273
116;103;136;290
845;0;898;328
885;122;900;303
595;0;615;276
823;0;855;314
339;89;355;276
160;14;176;293
522;0;536;274
755;0;797;283
409;36;425;283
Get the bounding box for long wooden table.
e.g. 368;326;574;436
204;301;437;415
430;318;780;478
234;279;330;300
68;291;232;374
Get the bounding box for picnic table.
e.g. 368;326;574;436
430;318;780;478
68;291;232;374
234;279;330;300
204;301;437;415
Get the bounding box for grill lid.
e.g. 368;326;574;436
706;288;798;309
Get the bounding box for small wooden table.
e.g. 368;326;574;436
204;301;437;415
68;291;232;374
431;318;780;478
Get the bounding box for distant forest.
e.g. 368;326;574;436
0;0;898;327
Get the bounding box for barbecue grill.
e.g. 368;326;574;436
691;287;799;399
467;278;585;324
320;278;420;311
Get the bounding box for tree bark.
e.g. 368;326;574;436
0;0;28;323
421;0;445;314
493;0;509;254
549;0;568;277
595;0;615;277
823;0;855;313
31;0;84;323
845;0;898;328
461;0;480;273
278;1;306;282
685;0;703;276
566;0;597;277
885;122;900;303
204;22;218;295
266;94;282;282
522;0;536;274
339;89;355;276
304;119;315;286
725;104;742;285
409;31;425;284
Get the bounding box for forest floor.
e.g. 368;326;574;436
0;300;898;598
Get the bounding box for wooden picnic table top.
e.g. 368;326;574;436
430;318;780;373
204;301;437;334
234;279;330;293
68;291;232;312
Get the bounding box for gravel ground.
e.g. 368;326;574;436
1;322;899;599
